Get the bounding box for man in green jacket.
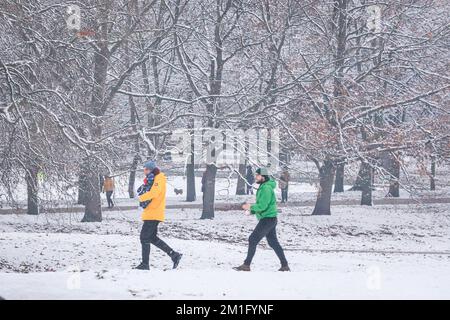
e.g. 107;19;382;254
234;167;290;272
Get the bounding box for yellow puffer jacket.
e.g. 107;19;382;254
138;172;167;221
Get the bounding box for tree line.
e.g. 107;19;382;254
0;0;449;220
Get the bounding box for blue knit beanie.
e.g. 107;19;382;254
143;160;156;170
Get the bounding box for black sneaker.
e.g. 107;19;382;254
171;252;182;269
134;262;149;270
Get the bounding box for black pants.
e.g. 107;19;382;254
106;191;114;207
246;184;254;195
140;220;175;265
281;188;288;202
244;217;288;267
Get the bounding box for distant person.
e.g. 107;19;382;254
279;167;290;203
234;167;290;272
102;175;115;208
135;160;182;270
245;165;255;195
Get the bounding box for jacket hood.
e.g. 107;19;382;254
156;172;166;180
263;178;276;189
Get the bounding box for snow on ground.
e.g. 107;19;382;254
1;203;449;299
1;242;449;300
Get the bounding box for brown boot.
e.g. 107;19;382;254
233;264;251;271
278;265;290;272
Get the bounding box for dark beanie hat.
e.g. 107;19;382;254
255;167;269;175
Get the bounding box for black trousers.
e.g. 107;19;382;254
244;217;288;267
281;188;288;202
140;220;174;265
246;184;254;195
106;191;114;207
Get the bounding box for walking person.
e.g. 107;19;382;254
234;167;290;272
102;175;115;208
245;165;255;195
279;167;290;203
135;160;182;270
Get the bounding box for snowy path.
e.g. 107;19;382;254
2;204;449;252
0;234;449;299
1;203;449;299
2;196;450;215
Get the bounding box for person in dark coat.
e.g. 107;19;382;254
279;167;290;203
245;165;255;195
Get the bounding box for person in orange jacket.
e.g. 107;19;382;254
134;160;182;270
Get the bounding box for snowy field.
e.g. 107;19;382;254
1;203;449;299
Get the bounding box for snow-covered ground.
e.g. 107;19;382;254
1;203;449;299
1;244;449;300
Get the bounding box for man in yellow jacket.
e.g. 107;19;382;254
135;161;182;270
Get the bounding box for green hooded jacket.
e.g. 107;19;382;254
250;178;278;220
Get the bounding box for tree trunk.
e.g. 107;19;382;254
77;168;87;205
128;154;140;198
186;163;196;202
360;162;373;206
333;163;345;193
235;163;246;195
128;169;136;198
201;164;217;219
430;157;436;191
331;0;347;196
26;165;39;215
81;5;109;222
312;161;335;215
386;152;400;197
81;157;102;222
127;88;140;199
186;108;196;202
